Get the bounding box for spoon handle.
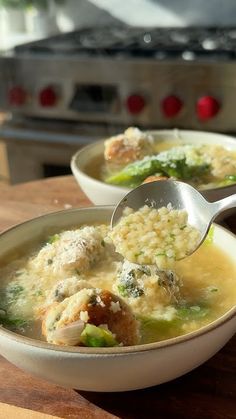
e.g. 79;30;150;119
210;194;236;219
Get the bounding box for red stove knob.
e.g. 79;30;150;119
126;94;146;114
8;86;27;106
161;95;183;118
39;86;58;107
196;96;220;120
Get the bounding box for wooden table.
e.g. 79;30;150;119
0;176;235;419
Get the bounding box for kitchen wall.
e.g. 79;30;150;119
1;0;236;50
58;0;236;30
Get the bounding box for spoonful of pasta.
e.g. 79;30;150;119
110;179;236;269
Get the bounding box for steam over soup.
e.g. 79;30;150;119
86;127;236;190
0;223;235;347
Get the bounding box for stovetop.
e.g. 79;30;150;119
3;25;236;132
14;26;236;60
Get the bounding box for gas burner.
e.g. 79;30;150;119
170;31;190;44
181;50;196;61
201;38;218;50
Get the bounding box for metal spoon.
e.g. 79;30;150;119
111;179;236;256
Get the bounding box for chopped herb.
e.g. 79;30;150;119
117;264;149;298
176;303;209;320
34;290;43;297
101;239;105;247
75;268;80;275
203;225;214;245
134;251;144;257
138;266;151;276
225;174;236;182
0;313;28;330
47;234;60;244
15;271;24;277
156;252;166;257
180;225;187;230
54;288;60;298
208;286;218;293
55;314;61;322
118;283;144;298
47;259;53;265
7;284;24;298
89;294;98;306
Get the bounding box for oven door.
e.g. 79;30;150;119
0;118;118;184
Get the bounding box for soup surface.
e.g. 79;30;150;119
0;223;235;347
86;127;236;190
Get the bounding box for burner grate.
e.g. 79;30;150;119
14;26;236;60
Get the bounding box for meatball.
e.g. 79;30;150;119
42;288;140;347
116;260;181;311
54;227;104;272
33;226;105;274
104;127;154;166
210;147;236;178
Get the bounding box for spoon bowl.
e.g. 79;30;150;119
111;179;236;257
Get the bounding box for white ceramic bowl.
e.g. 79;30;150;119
71;129;236;205
0;207;235;392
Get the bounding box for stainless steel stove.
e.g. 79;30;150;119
1;26;236;183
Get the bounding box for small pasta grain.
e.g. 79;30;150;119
109;205;201;269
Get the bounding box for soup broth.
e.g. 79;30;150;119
90;128;236;190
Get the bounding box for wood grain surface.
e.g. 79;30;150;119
0;176;235;419
0;401;63;418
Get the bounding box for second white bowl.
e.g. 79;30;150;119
71;129;236;205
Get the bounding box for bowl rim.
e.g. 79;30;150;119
71;139;130;194
71;128;236;195
0;206;235;355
